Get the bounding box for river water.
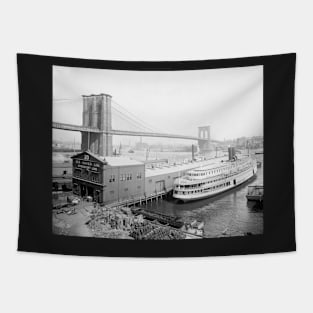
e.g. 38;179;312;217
136;151;264;238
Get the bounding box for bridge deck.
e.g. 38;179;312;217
52;121;211;141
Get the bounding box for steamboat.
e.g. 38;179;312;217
173;147;257;202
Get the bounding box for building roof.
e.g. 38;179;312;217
82;93;112;98
71;150;144;167
188;156;229;172
71;150;107;163
145;158;225;178
101;156;144;167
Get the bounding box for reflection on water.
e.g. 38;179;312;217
143;154;264;238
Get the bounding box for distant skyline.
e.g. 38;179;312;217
53;65;263;145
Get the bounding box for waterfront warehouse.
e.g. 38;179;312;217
71;150;227;204
71;151;145;203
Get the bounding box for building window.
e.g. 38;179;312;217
90;173;99;183
137;172;142;179
74;169;81;178
63;170;67;175
82;169;89;180
109;175;115;183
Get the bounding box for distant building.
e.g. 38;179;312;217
235;136;263;149
135;141;149;151
52;163;73;191
52;142;62;148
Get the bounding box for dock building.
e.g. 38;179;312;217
71;150;218;204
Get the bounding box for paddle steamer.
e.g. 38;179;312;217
173;147;257;202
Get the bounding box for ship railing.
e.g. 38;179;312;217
174;167;253;192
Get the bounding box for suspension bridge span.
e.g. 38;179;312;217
52;94;212;156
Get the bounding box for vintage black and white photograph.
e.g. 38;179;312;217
52;65;264;240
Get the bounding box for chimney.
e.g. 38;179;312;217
192;144;195;161
228;146;235;160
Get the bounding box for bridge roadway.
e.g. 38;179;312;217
52;121;215;142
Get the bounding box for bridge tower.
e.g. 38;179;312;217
198;125;210;153
81;94;113;156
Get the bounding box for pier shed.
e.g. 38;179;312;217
71;150;227;204
144;158;222;195
71;151;145;203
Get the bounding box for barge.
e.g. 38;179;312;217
246;185;264;202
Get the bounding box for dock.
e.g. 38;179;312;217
104;190;168;209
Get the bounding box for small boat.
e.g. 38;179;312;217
246;185;263;202
181;220;204;236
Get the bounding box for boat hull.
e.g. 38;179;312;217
246;195;263;201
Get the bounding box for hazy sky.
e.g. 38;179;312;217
53;65;263;145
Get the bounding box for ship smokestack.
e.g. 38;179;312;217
192;144;195;161
228;146;235;160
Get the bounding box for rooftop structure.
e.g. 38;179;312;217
99;156;143;167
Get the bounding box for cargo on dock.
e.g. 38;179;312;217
131;208;184;228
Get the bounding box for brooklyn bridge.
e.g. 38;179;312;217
52;93;216;156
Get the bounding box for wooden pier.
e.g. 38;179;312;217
104;190;167;210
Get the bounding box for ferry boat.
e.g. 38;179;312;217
173;147;257;202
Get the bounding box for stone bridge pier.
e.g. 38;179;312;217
198;126;210;153
81;94;113;156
